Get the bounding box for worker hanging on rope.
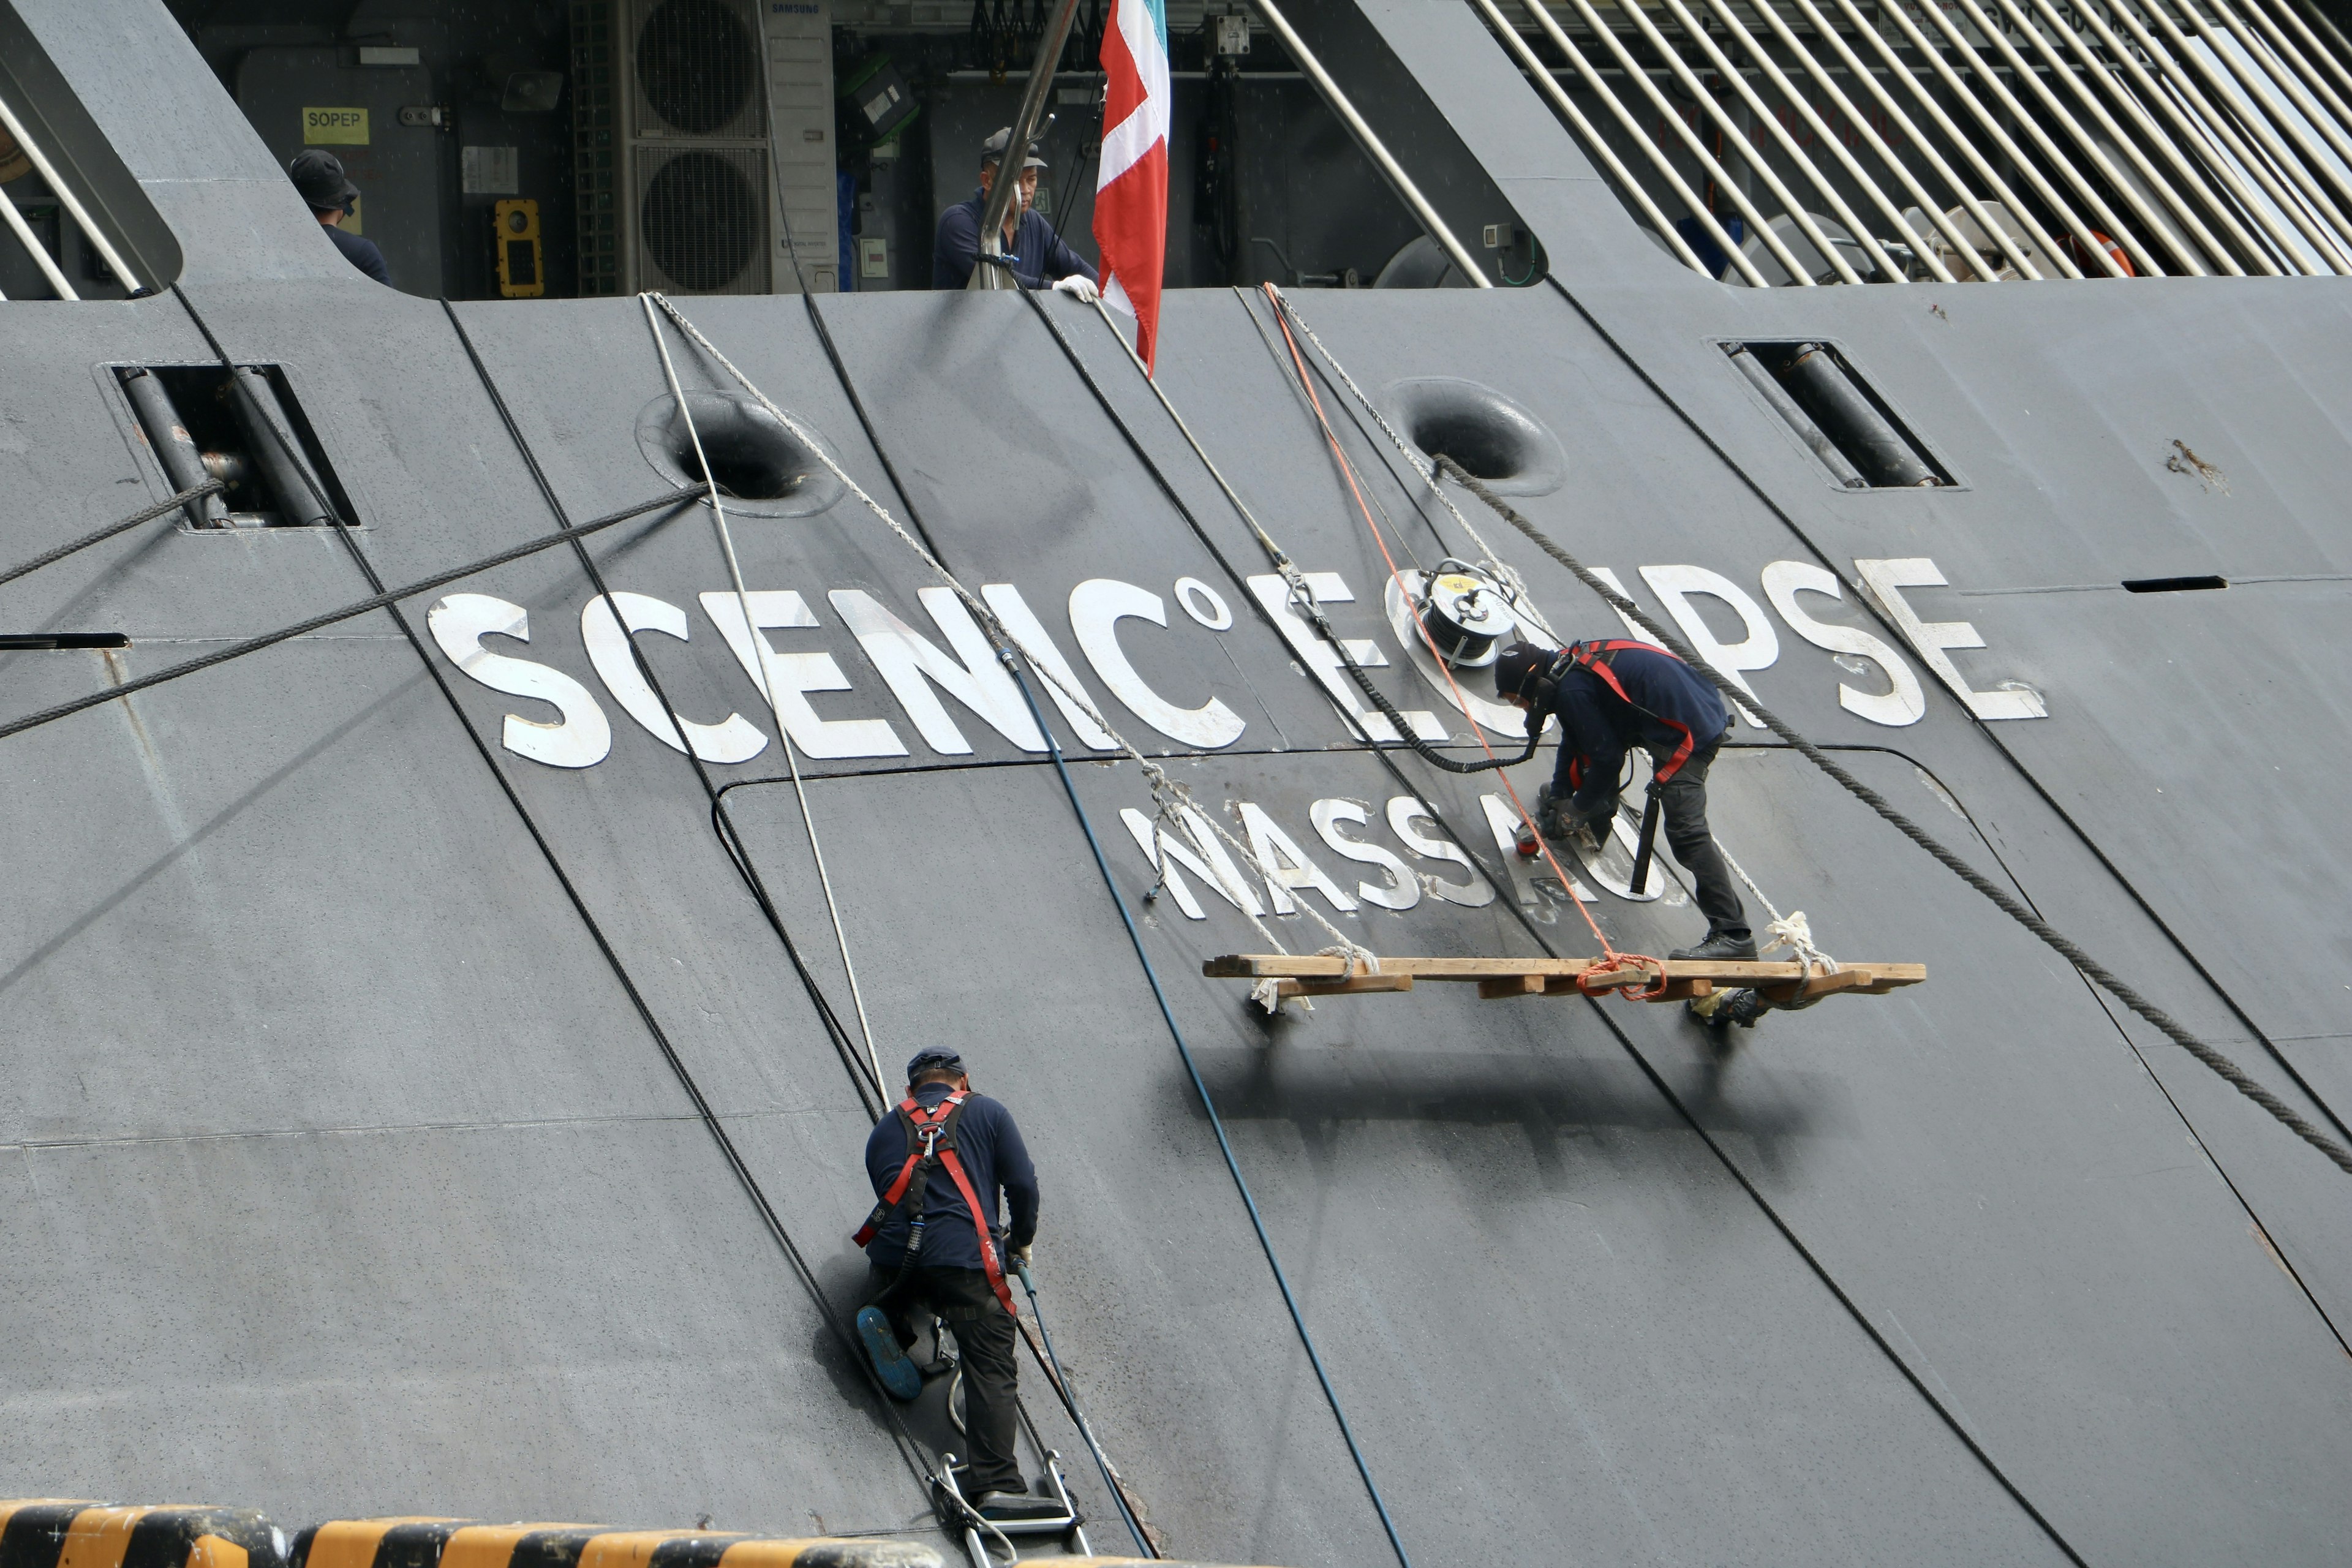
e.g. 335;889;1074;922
1494;639;1757;962
853;1047;1060;1522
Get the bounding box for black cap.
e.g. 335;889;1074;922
905;1047;966;1082
289;148;359;210
980;127;1047;169
1493;641;1552;702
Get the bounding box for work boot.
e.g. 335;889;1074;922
1669;930;1759;962
974;1488;1066;1522
856;1306;922;1401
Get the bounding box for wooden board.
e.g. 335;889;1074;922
1205;953;1924;1005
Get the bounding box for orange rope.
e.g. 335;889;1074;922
1261;285;1663;996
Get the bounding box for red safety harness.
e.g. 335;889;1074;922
1566;639;1702;785
852;1092;1017;1317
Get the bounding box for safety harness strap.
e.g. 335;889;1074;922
938;1146;1019;1317
851;1093;965;1246
850;1093;1019;1317
1572;640;1701;784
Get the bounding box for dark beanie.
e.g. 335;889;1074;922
1493;641;1551;702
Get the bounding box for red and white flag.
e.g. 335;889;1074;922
1093;0;1170;371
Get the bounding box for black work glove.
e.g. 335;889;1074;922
1536;789;1578;842
1567;804;1616;844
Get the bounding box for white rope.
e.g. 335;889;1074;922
1718;842;1840;976
642;297;889;1093
1268;285;1842;971
645;293;1379;993
1263;285;1559;644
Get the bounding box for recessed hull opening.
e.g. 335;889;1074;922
2123;576;2228;594
1386;377;1566;497
633;391;845;518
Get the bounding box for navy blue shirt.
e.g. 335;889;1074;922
1547;644;1733;816
325;225;391;286
932;187;1098;291
862;1084;1038;1270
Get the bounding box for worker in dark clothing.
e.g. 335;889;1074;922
932;127;1100;295
288;149;391;287
854;1047;1055;1521
1495;639;1756;961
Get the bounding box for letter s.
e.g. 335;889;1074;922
428;593;612;768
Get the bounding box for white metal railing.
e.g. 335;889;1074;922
1479;0;2352;283
0;80;146;300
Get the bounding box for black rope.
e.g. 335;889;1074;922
1014;287;1536;775
440;300;884;1122
777;285;1178;1543
168;284;940;1502
1434;454;2352;1178
0;479;223;589
0;489;685;747
1096;293;2098;1563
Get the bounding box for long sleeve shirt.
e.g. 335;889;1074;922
861;1083;1038;1270
1547;646;1732;817
932;188;1099;291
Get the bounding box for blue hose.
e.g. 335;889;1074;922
1005;661;1418;1568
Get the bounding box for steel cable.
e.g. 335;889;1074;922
0;478;223;589
438;300;884;1119
1005;657;1417;1568
1435;455;2352;1177
1041;288;2090;1568
165;285;943;1507
0;488;688;747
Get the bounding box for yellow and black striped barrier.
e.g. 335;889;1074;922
0;1502;284;1568
288;1523;941;1568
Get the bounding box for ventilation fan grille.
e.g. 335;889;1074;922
631;144;770;293
628;0;765;141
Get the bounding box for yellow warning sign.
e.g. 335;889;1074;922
303;107;369;145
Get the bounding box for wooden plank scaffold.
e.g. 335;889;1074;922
1204;952;1926;1006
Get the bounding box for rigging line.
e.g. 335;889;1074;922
162;285;937;1496
646;293;1373;974
1260;287;1555;641
639;295;887;1103
1242;291;1453;571
435;301;883;1121
1256;286;1643;981
1261;285;1819;970
0;479;222;589
1002;657;1417;1568
1527;270;2352;1162
1438;453;2352;1178
0;488;686;747
672;288;1174;1548
1056;293;1536;776
1027;287;1542;925
1041;291;2088;1562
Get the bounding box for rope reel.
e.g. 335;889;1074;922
1410;559;1514;667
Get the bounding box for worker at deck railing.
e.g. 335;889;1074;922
1496;639;1755;962
852;1047;1058;1522
288;150;390;287
932;127;1099;298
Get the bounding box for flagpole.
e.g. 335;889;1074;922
971;0;1088;290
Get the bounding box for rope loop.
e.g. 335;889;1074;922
1577;952;1668;1001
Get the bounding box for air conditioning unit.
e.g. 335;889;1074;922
573;0;836;296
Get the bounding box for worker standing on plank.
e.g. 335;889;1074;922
853;1047;1057;1521
1494;639;1756;961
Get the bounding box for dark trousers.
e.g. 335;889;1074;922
867;1263;1022;1494
1656;743;1749;940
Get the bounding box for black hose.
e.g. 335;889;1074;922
1435;454;2352;1178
